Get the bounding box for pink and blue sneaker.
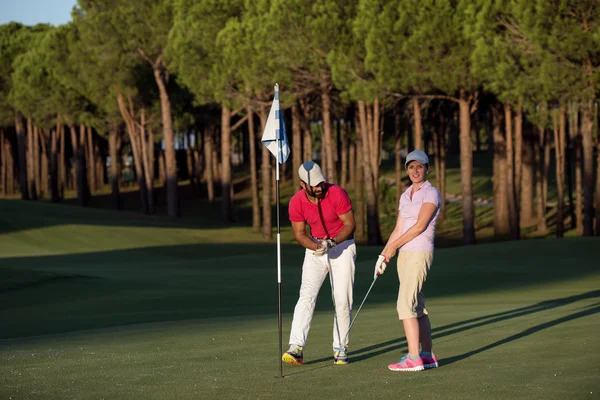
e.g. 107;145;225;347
388;354;424;372
420;351;439;369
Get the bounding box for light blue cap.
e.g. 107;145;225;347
405;150;429;168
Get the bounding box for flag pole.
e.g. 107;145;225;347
261;82;287;379
275;84;283;379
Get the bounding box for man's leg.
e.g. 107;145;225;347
328;241;356;351
288;250;328;348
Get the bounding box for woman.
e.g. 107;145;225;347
374;149;441;372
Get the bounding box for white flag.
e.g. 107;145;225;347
261;83;290;164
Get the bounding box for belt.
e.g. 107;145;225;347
314;233;354;242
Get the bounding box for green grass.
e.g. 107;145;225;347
1;199;599;399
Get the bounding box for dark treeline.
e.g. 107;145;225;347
0;0;599;245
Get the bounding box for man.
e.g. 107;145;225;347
282;161;357;365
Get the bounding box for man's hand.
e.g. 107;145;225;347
314;238;336;257
374;255;387;279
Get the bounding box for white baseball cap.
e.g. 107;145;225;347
405;150;429;168
298;161;326;186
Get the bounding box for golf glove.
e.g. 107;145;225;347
314;238;336;257
374;255;387;279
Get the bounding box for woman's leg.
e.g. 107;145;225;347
418;315;432;353
402;317;420;356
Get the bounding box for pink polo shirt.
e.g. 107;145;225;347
398;180;441;252
288;184;352;239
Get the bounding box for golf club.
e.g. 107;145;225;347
345;275;378;340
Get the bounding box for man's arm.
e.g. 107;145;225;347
332;210;356;244
292;220;320;251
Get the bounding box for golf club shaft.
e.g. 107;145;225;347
346;276;378;337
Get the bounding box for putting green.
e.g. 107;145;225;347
1;199;598;399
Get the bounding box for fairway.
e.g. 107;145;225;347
1;199;599;399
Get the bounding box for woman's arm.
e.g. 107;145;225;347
381;202;437;261
381;211;404;255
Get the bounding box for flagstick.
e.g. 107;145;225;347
276;139;283;379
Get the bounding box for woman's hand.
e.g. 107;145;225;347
381;247;395;263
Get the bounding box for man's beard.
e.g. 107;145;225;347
309;185;327;199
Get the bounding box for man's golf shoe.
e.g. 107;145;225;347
333;349;348;365
282;346;303;365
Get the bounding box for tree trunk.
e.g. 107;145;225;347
504;103;520;240
581;101;594;236
439;109;448;223
370;99;382;194
596;114;600;235
492;105;510;236
186;131;194;186
5;137;15;196
354;112;365;242
15;112;28;199
69;125;85;206
140;109;154;214
341;109;350;189
0;128;4;196
320;73;336;183
358;100;382;245
27;118;37;200
413;98;423;150
514;100;523;202
159;151;166;188
571;103;583;235
259;108;272;240
204;128;214;202
458;92;475;245
520;125;534;225
41;129;48;197
553;107;566;237
247;105;261;233
535;126;548;234
50;127;59;202
153;66;178;217
349;140;355;190
85;126;95;193
116;92;148;213
79;124;91;203
300;98;313;162
58;124;65;199
292;103;302;190
394;105;403;206
109;122;120;210
221;106;233;222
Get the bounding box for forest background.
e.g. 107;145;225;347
0;0;599;246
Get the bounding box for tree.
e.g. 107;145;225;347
77;0;180;217
0;23;49;199
361;0;481;245
507;0;600;236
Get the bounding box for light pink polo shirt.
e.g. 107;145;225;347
398;180;441;252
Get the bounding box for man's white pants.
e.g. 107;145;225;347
288;239;356;351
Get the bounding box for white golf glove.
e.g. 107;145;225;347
313;238;336;257
374;255;387;279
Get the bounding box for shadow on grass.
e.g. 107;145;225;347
300;290;600;366
1;239;599;340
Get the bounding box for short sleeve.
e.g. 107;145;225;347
288;195;305;222
335;187;352;215
423;188;441;208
